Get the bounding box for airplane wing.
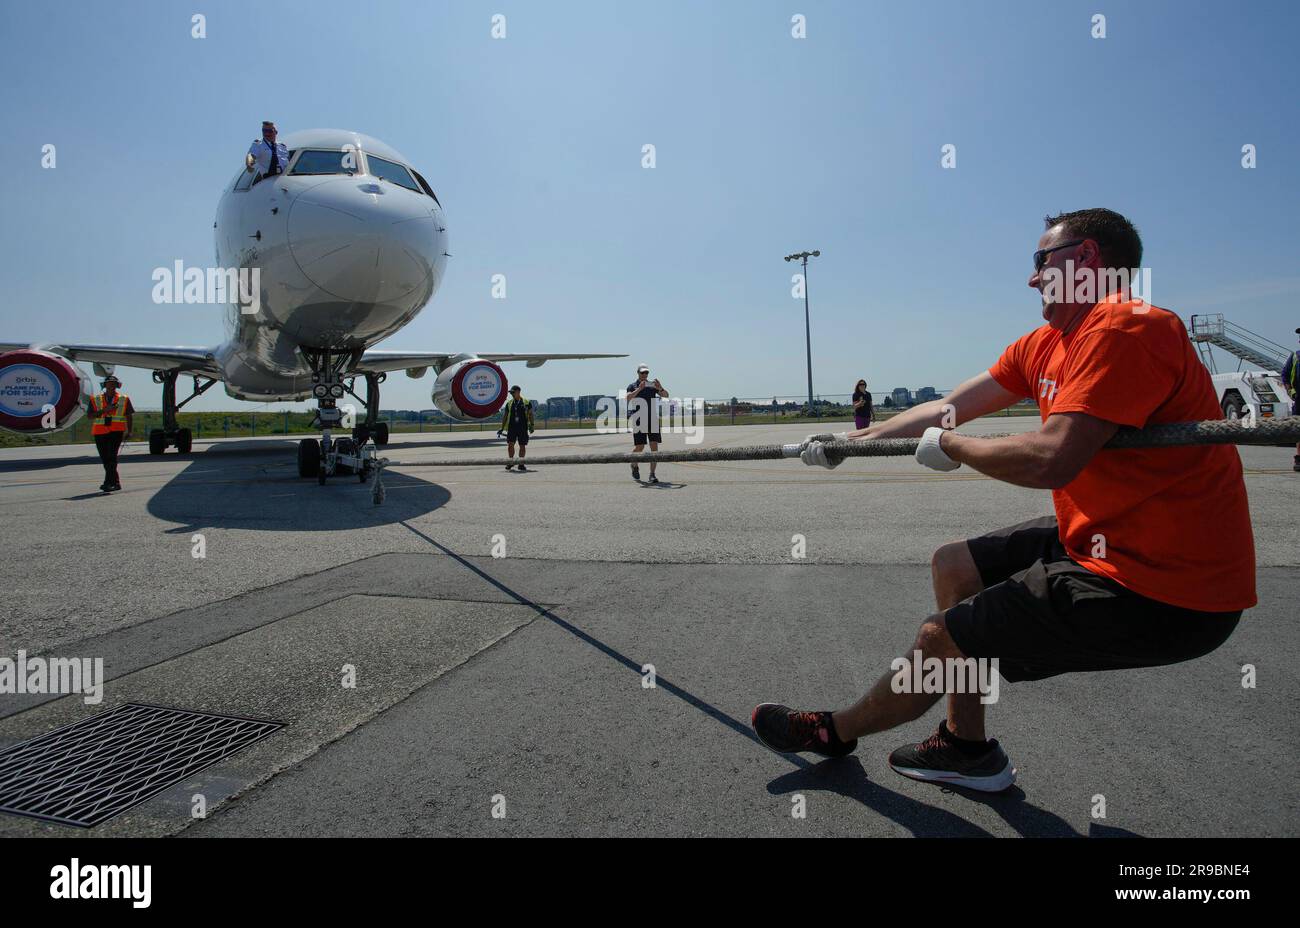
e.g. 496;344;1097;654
0;342;220;376
355;350;627;374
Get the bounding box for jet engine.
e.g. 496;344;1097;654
0;348;90;435
431;357;508;421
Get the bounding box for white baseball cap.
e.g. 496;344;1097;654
637;363;650;373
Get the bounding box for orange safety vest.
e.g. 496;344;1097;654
90;393;130;435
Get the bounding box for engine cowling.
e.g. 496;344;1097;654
432;358;508;421
0;349;90;435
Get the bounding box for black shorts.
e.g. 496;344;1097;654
943;516;1241;683
506;425;529;445
632;432;662;445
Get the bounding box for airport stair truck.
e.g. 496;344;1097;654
1188;314;1292;424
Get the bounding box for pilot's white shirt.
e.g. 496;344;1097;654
247;138;290;175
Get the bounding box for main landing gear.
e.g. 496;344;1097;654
148;370;217;455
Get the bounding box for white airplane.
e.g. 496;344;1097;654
0;129;623;481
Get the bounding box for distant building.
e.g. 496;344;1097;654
915;386;938;403
546;396;576;418
891;387;912;407
577;394;607;418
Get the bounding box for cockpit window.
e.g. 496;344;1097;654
366;154;422;193
289;150;357;176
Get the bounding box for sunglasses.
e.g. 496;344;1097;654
1033;240;1084;272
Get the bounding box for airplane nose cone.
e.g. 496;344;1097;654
287;178;440;303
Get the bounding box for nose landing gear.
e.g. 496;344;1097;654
298;349;387;493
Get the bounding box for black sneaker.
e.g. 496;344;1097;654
751;703;857;758
108;483;121;492
504;463;514;471
515;464;528;472
888;723;1016;792
631;465;641;481
99;483;110;492
1293;455;1300;473
648;473;659;484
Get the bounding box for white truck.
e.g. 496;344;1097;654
1188;314;1294;424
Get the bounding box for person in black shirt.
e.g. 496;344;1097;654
626;363;668;483
499;385;534;471
852;379;873;430
1283;328;1299;472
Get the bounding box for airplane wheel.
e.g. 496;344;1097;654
352;425;371;446
297;438;320;478
373;422;389;446
175;428;193;454
148;429;166;455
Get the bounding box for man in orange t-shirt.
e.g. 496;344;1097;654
752;208;1254;792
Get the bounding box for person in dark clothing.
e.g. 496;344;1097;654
626;363;669;483
852;379;873;430
500;385;534;471
1283;328;1299;472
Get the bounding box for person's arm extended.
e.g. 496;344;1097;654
940;412;1118;489
852;371;1020;440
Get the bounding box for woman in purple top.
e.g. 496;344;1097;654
852;380;872;430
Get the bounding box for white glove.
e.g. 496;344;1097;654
804;432;848;445
801;440;842;469
915;427;959;471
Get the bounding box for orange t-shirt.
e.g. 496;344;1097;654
988;294;1256;612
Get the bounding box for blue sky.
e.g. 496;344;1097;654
1;0;1297;411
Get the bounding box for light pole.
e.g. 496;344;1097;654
784;249;820;416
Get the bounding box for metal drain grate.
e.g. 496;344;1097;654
0;703;284;828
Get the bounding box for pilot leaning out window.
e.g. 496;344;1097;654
246;120;290;177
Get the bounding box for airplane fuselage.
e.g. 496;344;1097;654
212;129;448;401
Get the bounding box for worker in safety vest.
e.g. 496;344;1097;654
1284;327;1300;472
499;385;535;472
88;374;134;492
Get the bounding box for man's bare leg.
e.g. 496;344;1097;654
931;541;987;742
829;541;986;742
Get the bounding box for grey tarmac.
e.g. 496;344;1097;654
1;418;1295;837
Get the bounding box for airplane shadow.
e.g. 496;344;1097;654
766;758;1144;838
0;450;99;473
0;432;588;473
144;443;450;533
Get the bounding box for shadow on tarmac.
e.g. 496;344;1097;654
765;758;1145;837
144;449;451;533
0;432;588;473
